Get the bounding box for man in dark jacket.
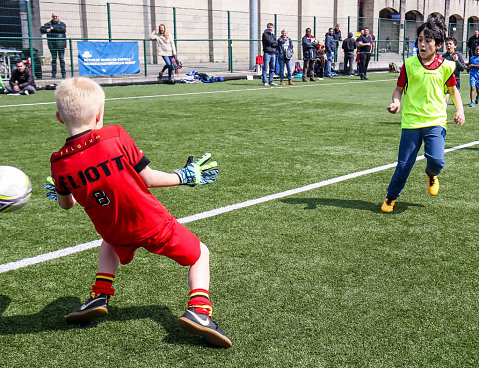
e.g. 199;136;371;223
467;30;479;63
40;12;67;78
5;60;36;95
324;28;335;77
262;23;278;86
342;32;356;76
302;28;317;82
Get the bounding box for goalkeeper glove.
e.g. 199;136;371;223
175;152;219;186
44;176;57;200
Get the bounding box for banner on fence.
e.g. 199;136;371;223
78;42;140;76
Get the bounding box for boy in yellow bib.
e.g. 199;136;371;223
382;15;465;212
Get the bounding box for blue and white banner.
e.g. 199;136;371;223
78;42;140;76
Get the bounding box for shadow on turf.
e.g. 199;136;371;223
280;197;424;213
0;295;209;347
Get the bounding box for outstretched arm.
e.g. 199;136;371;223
139;166;181;187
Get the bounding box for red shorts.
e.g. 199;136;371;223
112;218;201;266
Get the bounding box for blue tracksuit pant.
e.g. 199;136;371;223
387;125;446;200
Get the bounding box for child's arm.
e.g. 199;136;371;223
447;85;465;126
139;166;180;188
387;86;404;114
57;193;76;210
140;153;218;188
454;53;466;71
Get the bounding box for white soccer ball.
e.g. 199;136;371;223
0;166;32;213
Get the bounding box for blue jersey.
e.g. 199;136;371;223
471;56;479;75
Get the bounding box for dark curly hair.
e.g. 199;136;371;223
417;14;447;45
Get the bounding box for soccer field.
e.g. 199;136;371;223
1;74;478;367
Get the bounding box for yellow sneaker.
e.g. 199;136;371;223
280;81;285;85
381;198;396;213
427;175;439;196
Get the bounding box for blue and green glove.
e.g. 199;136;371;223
175;153;219;186
44;176;57;200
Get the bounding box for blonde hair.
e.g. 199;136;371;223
158;24;169;40
55;77;105;127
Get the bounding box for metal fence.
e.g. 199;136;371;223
1;1;478;80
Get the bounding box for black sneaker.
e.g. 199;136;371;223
178;308;232;348
65;293;110;324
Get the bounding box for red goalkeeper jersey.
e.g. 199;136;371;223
50;125;174;246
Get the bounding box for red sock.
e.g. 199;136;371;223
188;288;213;317
90;272;115;298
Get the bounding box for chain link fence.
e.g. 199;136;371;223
1;1;478;80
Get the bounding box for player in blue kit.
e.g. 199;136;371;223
467;45;479;107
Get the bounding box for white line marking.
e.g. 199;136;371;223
0;79;395;109
1;139;478;274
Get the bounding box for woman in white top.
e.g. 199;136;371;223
150;24;177;81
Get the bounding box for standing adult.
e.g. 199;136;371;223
262;23;278;86
5;60;36;95
342;32;356;76
324;28;335;78
357;27;373;80
277;30;294;85
333;24;342;63
40;12;67;79
302;28;317;82
467;30;479;63
150;24;177;82
333;24;342;42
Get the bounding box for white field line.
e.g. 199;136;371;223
1;139;478;274
0;78;395;109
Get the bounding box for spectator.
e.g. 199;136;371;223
40;12;67;79
357;27;373;80
342;32;356;76
442;37;465;95
355;30;364;76
324;28;335;78
467;30;479;63
333;23;342;62
150;24;177;83
302;28;317;82
314;41;326;80
467;45;479;107
277;29;294;85
333;24;342;41
262;23;278;86
4;60;36;95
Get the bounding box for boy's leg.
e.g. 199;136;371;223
65;241;119;324
386;128;423;201
423;126;446;196
423;126;446;177
188;242;210;290
179;242;232;348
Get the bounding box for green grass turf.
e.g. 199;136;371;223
1;73;479;367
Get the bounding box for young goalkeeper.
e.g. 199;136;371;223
47;77;231;348
381;15;465;213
